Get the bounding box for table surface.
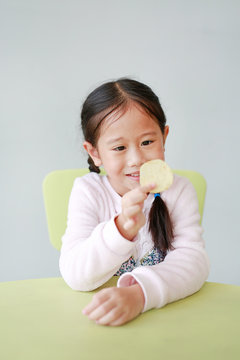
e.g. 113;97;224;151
0;277;240;360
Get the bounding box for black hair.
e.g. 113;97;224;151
80;78;173;252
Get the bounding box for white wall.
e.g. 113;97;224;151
1;0;239;285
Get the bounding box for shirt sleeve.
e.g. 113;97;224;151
59;176;135;291
117;176;210;312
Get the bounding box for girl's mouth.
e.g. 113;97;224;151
126;172;140;181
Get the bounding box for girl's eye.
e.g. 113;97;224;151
141;140;153;146
113;146;125;151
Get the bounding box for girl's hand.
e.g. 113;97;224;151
82;284;145;326
115;183;155;240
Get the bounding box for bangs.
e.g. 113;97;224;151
91;100;129;143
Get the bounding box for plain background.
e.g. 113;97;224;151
1;0;239;285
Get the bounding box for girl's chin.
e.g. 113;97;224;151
127;181;140;190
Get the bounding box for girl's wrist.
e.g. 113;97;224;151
131;283;145;313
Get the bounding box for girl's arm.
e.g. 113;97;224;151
59;175;134;291
117;175;210;312
59;174;154;291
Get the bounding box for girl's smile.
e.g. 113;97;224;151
84;102;169;196
125;171;140;181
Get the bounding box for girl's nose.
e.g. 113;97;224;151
127;148;144;167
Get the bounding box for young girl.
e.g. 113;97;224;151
59;78;209;326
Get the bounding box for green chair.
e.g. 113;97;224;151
43;169;207;250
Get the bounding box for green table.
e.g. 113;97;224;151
0;277;239;360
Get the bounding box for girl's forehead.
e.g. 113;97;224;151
100;102;154;131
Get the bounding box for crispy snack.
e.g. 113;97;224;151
140;159;173;193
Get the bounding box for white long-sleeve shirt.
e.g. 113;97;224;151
59;172;210;312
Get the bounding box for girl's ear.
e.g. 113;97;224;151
163;126;169;146
83;141;102;167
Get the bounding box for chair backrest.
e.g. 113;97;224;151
43;169;207;250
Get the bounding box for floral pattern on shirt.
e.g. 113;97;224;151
114;247;166;276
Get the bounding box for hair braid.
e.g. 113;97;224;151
87;156;100;174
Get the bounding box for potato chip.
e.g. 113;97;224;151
140;159;173;193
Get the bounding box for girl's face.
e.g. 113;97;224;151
84;103;169;196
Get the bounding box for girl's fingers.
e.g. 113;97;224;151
140;183;156;193
83;289;124;325
87;301;115;321
124;204;141;218
118;184;155;237
123;204;144;230
107;313;129;326
82;301;98;316
82;290;109;315
124;183;156;205
95;308;124;326
123;219;135;230
83;286;144;327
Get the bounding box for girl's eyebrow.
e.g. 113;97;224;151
140;131;158;137
106;137;124;145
